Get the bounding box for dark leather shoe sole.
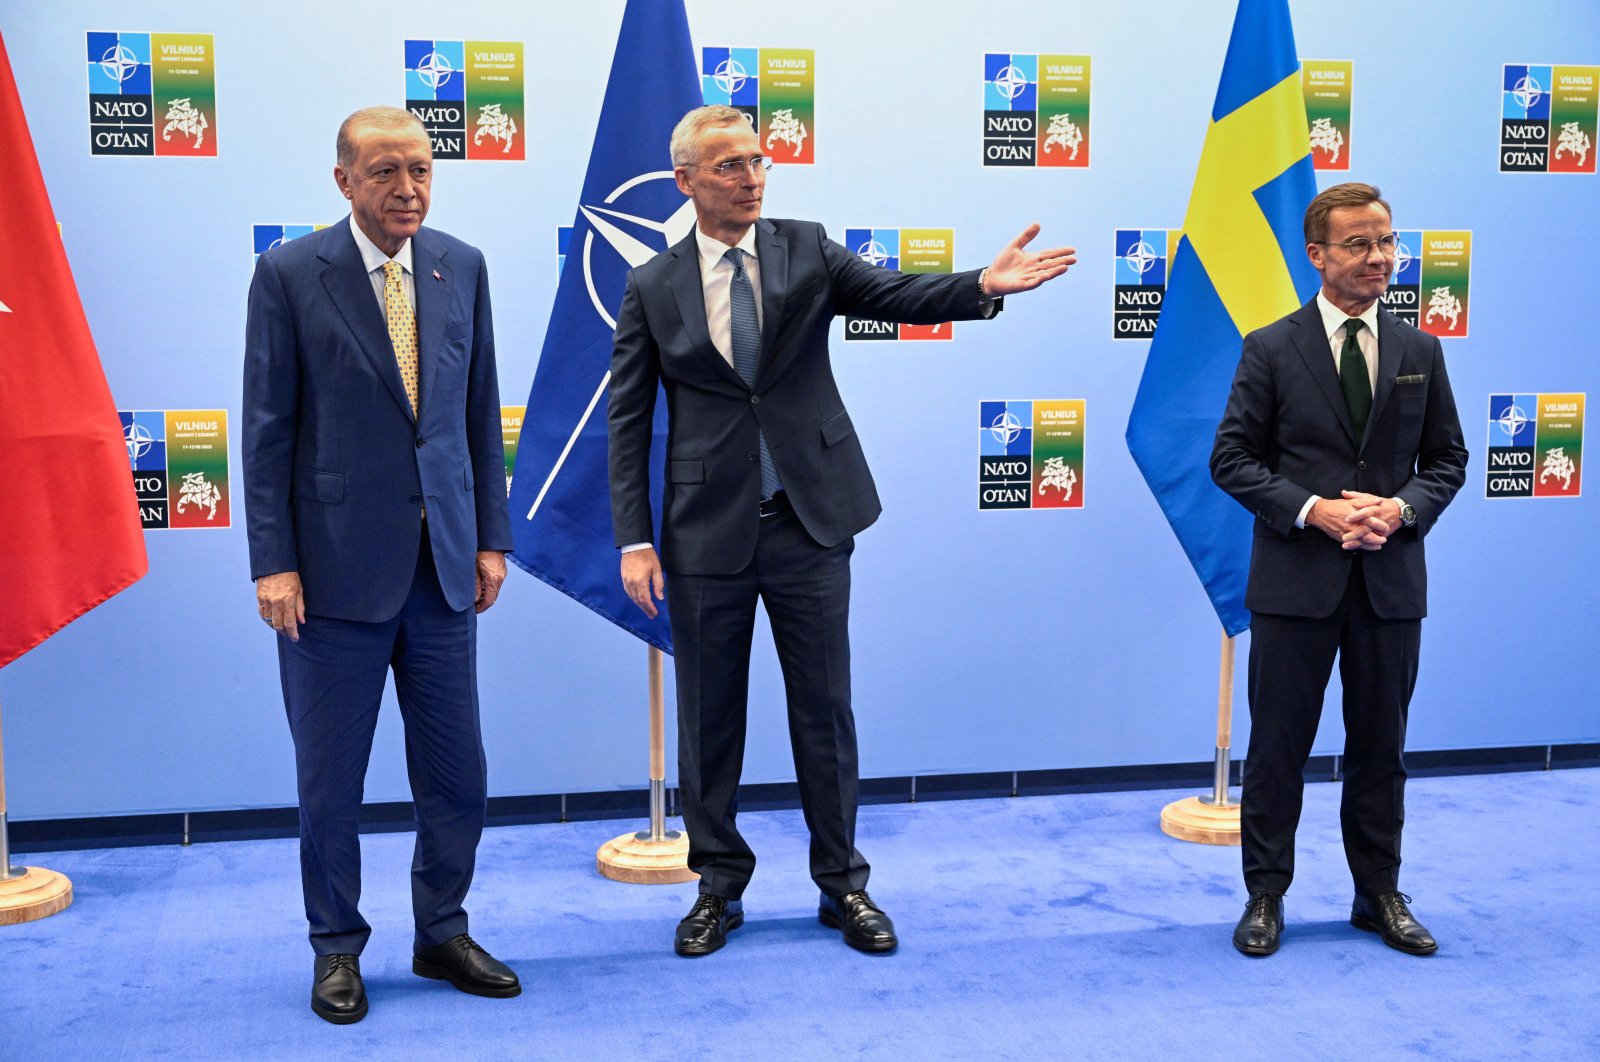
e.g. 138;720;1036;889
1232;932;1280;957
818;908;897;954
1350;912;1439;955
412;958;523;997
311;996;368;1024
674;911;743;957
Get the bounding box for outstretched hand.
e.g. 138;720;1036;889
984;223;1077;296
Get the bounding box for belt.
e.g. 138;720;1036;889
759;491;790;518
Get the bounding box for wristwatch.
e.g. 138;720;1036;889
1397;500;1418;527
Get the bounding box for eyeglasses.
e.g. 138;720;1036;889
698;155;773;180
1318;233;1399;257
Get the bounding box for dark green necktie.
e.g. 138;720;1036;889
1340;318;1372;436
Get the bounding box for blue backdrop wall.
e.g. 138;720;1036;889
1;1;1595;820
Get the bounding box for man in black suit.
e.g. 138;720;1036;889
1211;182;1467;957
608;104;1075;956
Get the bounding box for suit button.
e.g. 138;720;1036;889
416;437;426;448
410;495;421;504
750;395;760;405
1357;460;1367;470
746;451;758;462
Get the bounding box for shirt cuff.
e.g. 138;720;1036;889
1294;495;1317;529
620;542;652;553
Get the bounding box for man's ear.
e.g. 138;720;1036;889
674;167;694;196
334;165;352;199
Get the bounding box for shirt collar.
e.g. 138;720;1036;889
1316;290;1379;342
695;223;758;273
349;215;414;277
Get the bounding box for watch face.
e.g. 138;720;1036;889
1401;503;1417;525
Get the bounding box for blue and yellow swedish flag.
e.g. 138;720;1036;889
1125;0;1320;637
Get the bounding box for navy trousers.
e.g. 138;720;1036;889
667;503;870;900
277;529;486;955
1243;559;1421;898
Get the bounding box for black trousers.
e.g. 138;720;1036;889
667;504;870;900
1243;559;1421;897
277;528;487;955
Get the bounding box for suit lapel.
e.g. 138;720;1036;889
754;218;787;382
666;229;746;390
412;230;449;419
1365;308;1405;437
1288;298;1359;449
320;220;416;422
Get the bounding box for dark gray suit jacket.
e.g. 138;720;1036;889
608;218;996;575
1210;298;1468;620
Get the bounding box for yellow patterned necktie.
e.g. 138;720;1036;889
382;260;419;416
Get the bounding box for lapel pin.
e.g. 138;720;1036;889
432;269;443;282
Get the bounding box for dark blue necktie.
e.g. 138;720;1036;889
726;248;782;499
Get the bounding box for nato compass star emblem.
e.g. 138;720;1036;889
993;64;1030;101
1122;240;1160;277
99;44;141;84
577;171;697;329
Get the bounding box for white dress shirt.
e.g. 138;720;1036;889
349;215;415;312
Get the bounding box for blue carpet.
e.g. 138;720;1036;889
2;769;1596;1060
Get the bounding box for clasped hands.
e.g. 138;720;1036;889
1307;491;1403;552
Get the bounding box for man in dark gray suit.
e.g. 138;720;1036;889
608;104;1075;956
1211;182;1467;958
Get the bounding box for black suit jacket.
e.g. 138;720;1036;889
1210;298;1468;620
608;218;996;575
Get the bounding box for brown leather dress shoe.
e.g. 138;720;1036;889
311;953;367;1024
413;934;522;997
1232;892;1284;956
819;890;898;953
674;894;744;956
1351;891;1438;955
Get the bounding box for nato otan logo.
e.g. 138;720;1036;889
86;32;217;156
405;40;526;161
121;410;231;529
1485;393;1585;498
842;228;955;341
253;224;327;262
983;52;1090;167
979;400;1085;510
1501;64;1598;173
701;47;815;164
1113;229;1177;339
1379;231;1472;337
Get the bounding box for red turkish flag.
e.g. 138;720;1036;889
0;32;147;668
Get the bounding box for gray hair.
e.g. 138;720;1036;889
669;104;750;167
336;106;427;169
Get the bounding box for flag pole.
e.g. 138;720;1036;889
0;693;75;924
596;646;696;883
1159;630;1242;845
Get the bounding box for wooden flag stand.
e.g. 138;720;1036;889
0;695;74;925
596;646;697;884
1160;631;1242;846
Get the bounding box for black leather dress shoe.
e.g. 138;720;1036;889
674;894;743;956
311;954;367;1024
1232;892;1284;956
413;934;522;997
819;890;898;953
1351;891;1438;955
